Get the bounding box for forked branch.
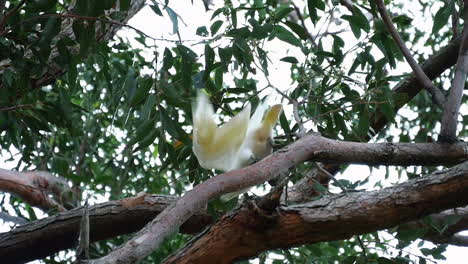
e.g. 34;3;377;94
439;2;468;143
374;0;446;109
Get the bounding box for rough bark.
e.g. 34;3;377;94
89;134;468;263
3;163;468;262
370;36;461;136
0;169;77;211
0;194;212;263
164;161;468;264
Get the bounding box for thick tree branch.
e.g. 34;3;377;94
372;36;461;136
439;3;468;143
163;161;468;263
89;134;468;263
0;169;77;212
289;36;463;203
0;194;213;263
4;159;468;262
374;0;446;109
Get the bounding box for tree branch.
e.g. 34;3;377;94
164;161;468;263
88;133;468;263
288;35;463;203
4;160;468;262
0;194;213;263
439;3;468;143
0;169;78;212
374;0;446;109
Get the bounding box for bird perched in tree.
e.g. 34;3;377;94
192;92;282;200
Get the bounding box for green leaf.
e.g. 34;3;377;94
204;44;215;80
29;0;58;11
279;111;291;135
356;105;369;138
251;23;273;39
380;86;395;123
142;94;157;119
211;7;224;20
284;21;309;40
124;68;137;102
177;45;197;62
165;7;179;34
444;214;462;227
307;0;323;25
227;26;251;38
219;47;232;68
214;67;223;89
39;17;61;46
352;6;370;32
280;56;299;63
75;0;89;15
230;7;237;28
210;20;223;36
273;25;302;47
376;257;394;264
312;182;328;194
130;77;153;106
196;26;208;37
432;3;451;34
274;6;294;21
396;228;427;242
159;106;179;139
150;3;163;16
2;68;14;87
162;47;174;71
127;117;157;147
133;128;158;153
342;15;362;38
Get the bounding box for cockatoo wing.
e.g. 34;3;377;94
192;92;251;171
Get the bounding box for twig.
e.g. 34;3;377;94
374;0;446;109
314;162;347;193
356;235;367;257
451;0;459;39
273;87;307;136
0;103;39;112
291;2;316;46
76;204;90;261
439;2;468;143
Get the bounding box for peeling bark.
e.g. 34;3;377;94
164;162;468;263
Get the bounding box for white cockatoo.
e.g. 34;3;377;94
192;92;282;200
